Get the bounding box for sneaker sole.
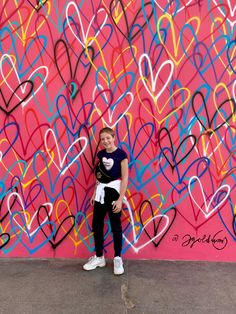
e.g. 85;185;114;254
83;263;106;271
114;270;124;275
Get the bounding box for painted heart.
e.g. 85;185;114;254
27;0;48;12
33;150;78;202
159;127;197;170
139;200;177;247
159;150;210;194
0;81;33;115
212;0;236;28
66;1;108;48
192;90;236;133
4;112;49;162
54;39;94;99
188;176;230;219
74;212;94;251
10;212;56;254
139;54;174;105
0;232;10;249
157;14;200;66
0;186;18;223
171;179;223;231
44;128;88;175
0;54;48;109
4;0;50;44
37;204;75;249
0;1;25;29
93;83;133;128
39;0;71;33
137;85;190;126
123;198;175;252
7;192;53;237
154;0;194;16
109;0;154;41
56;92;93;137
217;196;236;241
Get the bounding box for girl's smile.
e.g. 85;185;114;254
100;132;117;152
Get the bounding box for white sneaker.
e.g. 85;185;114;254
83;255;106;271
113;256;124;275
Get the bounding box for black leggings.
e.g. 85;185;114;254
92;187;122;257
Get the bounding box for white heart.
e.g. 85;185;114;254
138;54;174;104
188;176;230;219
102;157;114;171
66;1;108;47
7;192;53;237
189;121;226;159
122;199;170;253
212;0;236;28
93;86;133;128
154;0;194;16
0;54;48;108
45;128;88;175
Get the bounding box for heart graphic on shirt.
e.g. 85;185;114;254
102;157;114;171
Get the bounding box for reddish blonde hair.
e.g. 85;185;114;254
99;127;115;138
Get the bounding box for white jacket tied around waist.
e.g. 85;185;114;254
94;179;126;204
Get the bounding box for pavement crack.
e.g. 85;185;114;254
121;284;135;309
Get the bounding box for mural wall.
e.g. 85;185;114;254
0;0;235;260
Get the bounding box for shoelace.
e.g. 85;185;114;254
88;256;96;262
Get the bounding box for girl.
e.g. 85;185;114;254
83;127;128;275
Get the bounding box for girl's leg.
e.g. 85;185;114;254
104;187;123;257
92;201;107;257
108;209;122;257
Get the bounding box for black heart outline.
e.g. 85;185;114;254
37;204;76;249
0;232;10;249
109;0;154;41
192;91;236;134
0;80;34;115
0;186;18;223
27;0;48;12
54;39;95;99
78;125;100;171
139;200;177;248
158;127;196;170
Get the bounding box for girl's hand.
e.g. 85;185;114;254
112;199;123;213
90;193;96;206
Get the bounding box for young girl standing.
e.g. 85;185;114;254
83;127;128;275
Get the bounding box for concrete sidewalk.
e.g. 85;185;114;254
0;258;235;314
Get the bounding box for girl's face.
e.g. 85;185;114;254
100;132;116;151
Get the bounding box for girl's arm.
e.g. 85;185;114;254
112;158;129;213
90;179;99;206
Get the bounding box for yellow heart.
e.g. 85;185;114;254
4;0;51;45
85;38;137;85
55;199;93;248
0;211;30;239
137;82;191;125
102;0;133;24
0;139;54;189
213;82;236;123
212;17;236;76
157;14;201;66
138;193;164;225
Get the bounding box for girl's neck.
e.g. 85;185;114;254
106;146;117;153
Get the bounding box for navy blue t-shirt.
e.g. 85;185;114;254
96;148;127;182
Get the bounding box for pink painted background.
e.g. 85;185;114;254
0;0;235;261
